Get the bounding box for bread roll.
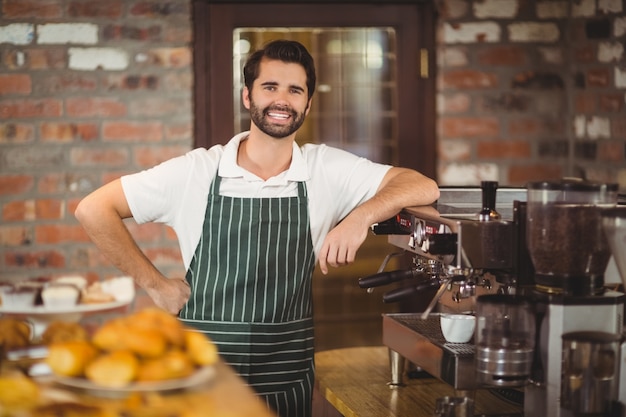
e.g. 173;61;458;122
41;321;88;344
137;349;195;382
184;330;219;366
84;350;138;388
0;318;31;349
131;307;186;347
46;340;99;377
91;318;127;351
123;326;168;358
0;372;40;406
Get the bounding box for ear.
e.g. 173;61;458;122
304;98;312;116
242;87;251;110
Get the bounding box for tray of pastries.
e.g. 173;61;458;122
1;308;219;396
0;275;134;315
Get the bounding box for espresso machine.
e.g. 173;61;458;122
361;180;626;416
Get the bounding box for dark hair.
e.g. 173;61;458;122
243;40;316;100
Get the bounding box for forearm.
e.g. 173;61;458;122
80;212;164;290
347;168;439;227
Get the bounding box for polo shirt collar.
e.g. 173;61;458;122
218;131;310;182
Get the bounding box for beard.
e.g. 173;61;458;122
248;97;307;139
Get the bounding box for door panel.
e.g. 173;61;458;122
193;1;436;177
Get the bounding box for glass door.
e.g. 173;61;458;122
233;28;399;164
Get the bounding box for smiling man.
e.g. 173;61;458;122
75;40;439;417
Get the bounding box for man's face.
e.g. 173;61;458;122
243;58;311;139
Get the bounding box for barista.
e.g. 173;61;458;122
75;39;440;417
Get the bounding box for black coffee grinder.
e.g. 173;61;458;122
523;180;624;417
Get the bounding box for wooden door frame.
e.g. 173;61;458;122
192;0;437;178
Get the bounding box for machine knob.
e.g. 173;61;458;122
424;233;457;255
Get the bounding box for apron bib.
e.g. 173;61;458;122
180;175;316;417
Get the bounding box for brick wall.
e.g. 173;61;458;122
437;0;626;188
1;0;625;290
0;0;192;299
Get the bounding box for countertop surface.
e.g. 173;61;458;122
314;346;523;417
0;359;276;417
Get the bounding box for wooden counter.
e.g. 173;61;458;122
0;360;276;417
314;346;523;417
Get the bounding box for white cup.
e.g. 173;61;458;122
440;314;476;343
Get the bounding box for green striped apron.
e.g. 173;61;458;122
179;174;316;417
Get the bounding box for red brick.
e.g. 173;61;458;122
438;93;471;114
587;69;610;88
0;99;62;119
27;48;67;70
165;122;192;141
0;74;31;95
38;173;84;194
38;74;98;94
598;141;625;162
66;97;127;118
2;0;62;18
574;94;597;113
68;1;123;18
441;70;498;90
104;74;159;91
102;121;162;142
0;225;32;246
508;164;563;185
70;148;129;167
130;97;190;117
0;175;34;195
130;2;189;18
163;26;192;43
134;145;189;167
103;24;162;42
40;122;99;142
144;247;183;266
163;72;192;91
103;171;131;184
35;224;90;244
2;200;34;221
0;123;34;143
611;118;626;139
569;21;587;42
37;199;64;220
477;46;527;67
64;197;82;219
574;45;596;64
68;247;106;269
477;140;531;159
439;117;500;138
508;118;564;136
143;47;192;68
125;222;168;243
599;94;623;112
4;250;66;268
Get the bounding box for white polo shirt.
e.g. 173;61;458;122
121;132;391;270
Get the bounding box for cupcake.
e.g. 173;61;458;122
2;286;39;309
100;276;135;302
41;284;80;310
0;282;15;306
54;275;87;291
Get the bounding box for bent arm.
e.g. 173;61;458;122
318;167;439;274
74;179;190;313
348;167;440;228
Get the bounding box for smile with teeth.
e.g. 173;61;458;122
267;111;290;120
